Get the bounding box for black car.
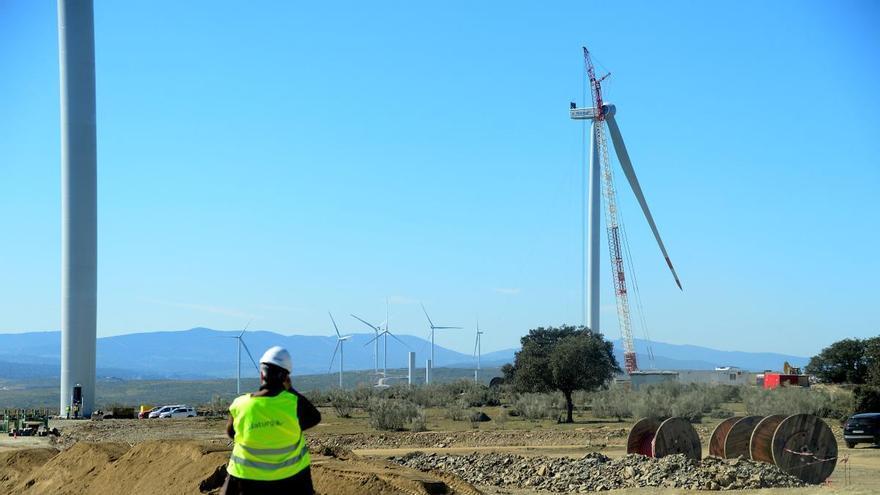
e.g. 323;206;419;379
843;412;880;448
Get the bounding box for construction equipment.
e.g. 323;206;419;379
571;46;681;373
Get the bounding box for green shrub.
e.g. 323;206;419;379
367;398;420;431
328;389;356;418
854;386;880;413
513;393;560;420
590;387;634;420
444;399;468;421
494;408;509;427
743;386;853;420
591;383;740;423
409;407;428;432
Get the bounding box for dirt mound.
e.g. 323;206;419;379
86;440;232;495
4;440;482;495
5;440;231;495
0;448;58;493
18;442;130;494
392;451;807;491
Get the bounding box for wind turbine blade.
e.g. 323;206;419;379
434;326;462;330
386;331;409;348
420;303;435;328
351;314;380;332
240;340;260;373
605;113;683;290
329;311;341;337
239;319;252;338
329;341;341;371
473;335;479;357
364;332;383;346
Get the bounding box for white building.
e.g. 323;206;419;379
630;367;753;390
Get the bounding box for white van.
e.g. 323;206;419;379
159;406;196;418
148;404;183;419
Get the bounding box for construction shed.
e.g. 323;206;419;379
630;371;678;390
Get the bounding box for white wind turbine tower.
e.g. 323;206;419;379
364;300;408;380
421;303;461;373
223;321;260;395
473;320;484;383
570;46;682;374
328;312;352;388
351;313;385;376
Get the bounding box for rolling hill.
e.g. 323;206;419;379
0;328;809;380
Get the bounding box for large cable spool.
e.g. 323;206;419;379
723;415;763;459
627;417;660;456
749;414;787;463
771;414;838;484
708;417;740;457
652;417;702;461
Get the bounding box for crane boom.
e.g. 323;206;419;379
584;46;638;373
599;126;638;373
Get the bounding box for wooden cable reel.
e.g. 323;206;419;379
771;414;838;484
708;416;740;457
654;417;702;460
723;415;763;459
749;414;787;464
626;417;701;461
626;417;660;457
629;413;838;484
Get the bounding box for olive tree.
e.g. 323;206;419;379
504;325;619;423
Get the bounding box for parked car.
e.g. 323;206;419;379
844;412;880;448
139;406;161;419
148;405;183;419
159;406;197;419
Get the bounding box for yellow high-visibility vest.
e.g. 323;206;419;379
226;391;310;480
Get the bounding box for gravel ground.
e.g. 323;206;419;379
391;452;807;492
310;427;631;450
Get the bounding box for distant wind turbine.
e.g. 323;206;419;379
221;321;259;395
473;319;484;383
328;312;352;388
351;313;384;375
421;303;461;371
365;300;408;378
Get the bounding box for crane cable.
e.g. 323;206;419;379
614;169;656;369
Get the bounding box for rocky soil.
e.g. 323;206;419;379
391;452;807;492
311;427;630;450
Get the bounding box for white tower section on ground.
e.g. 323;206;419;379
58;0;98;417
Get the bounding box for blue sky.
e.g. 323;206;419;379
1;1;878;357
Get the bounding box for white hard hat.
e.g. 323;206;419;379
259;346;292;373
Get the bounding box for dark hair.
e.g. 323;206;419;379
260;363;288;388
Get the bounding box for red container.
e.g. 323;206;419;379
763;372;802;389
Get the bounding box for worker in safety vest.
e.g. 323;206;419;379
222;346;321;495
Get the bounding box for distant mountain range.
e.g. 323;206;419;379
0;328;809;380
